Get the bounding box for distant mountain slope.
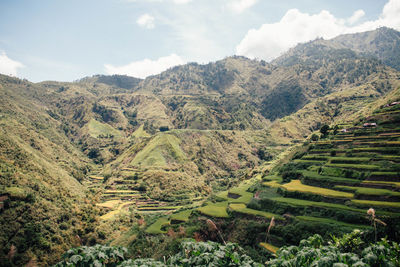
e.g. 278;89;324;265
274;27;400;71
1;27;400;265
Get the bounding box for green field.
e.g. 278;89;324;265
229;203;280;219
271;197;364;213
145;217;170;234
197;201;229;218
87;118;122;138
296;216;370;229
131;133;187;167
301;170;360;184
350;199;400;208
335;185;400;197
280;180;354;198
325;163;381;171
170;209;193;222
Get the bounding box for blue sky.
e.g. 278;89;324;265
0;0;398;82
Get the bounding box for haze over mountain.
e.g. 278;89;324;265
1;27;400;265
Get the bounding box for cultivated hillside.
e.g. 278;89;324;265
1;27;400;265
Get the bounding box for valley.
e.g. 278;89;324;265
1;27;400;266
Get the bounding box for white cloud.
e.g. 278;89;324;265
137;13;155;29
0;52;24;76
172;0;191;4
228;0;258;14
236;0;400;61
104;54;185;78
348;9;365;25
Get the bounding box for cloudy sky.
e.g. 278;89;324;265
0;0;399;82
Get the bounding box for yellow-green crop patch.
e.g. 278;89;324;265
229;203;280;219
131;124;150;139
351;199;400;208
296;216;370;228
362;180;400;188
263;180;281;188
88;175;103;180
137;205;183;211
325;163;381;170
259;243;279;254
329;157;370;164
280;180;354;198
197;201;229;218
105;190;139;194
145;217;170;234
87;119;122;139
4;187;27;199
301;170;360;185
130;133;186;167
170;209;193;222
334;185;400;197
271;197;364;213
96;200;121;209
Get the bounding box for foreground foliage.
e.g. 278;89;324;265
54;231;400;266
267;231;400;267
54;240;262;266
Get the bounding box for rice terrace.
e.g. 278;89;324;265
1;0;400;266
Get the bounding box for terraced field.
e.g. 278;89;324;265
251;102;400;250
85;165;204;221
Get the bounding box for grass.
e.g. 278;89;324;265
263;180;281;188
104;190;139;194
131;124;150;139
271;197;365;213
88;175;103;180
280;180;354;198
369;172;399;179
4;187;27;199
131;133;186;167
137;205;183;211
296;216;370;229
87;118;122;139
259;243;279;254
301;170;360;185
329;157;370;164
96;200;121;209
170;209;193;222
335;185;400;197
301;155;329;161
197;201;229;218
216;177;257;204
362;180;400;187
229;203;281;219
350;199;400;208
325;163;381;171
145;217;170;234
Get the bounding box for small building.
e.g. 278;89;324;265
363;122;377;128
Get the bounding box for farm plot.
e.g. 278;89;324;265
280;180;354;198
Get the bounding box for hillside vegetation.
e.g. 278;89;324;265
1;27;400;265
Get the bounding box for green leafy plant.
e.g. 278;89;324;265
54;245;127;267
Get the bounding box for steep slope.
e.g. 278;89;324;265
1;27;400;265
0;75;102;265
274;27;400;71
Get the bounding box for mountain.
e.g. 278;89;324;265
1;27;400;265
274;27;400;71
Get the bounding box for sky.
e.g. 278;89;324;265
0;0;399;82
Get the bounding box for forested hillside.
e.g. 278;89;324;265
1;27;400;266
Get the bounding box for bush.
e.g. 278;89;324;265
266;231;400;267
311;134;319;141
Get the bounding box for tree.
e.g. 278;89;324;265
320;124;329;135
311;134;319;141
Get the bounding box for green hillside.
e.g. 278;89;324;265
1;27;400;266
